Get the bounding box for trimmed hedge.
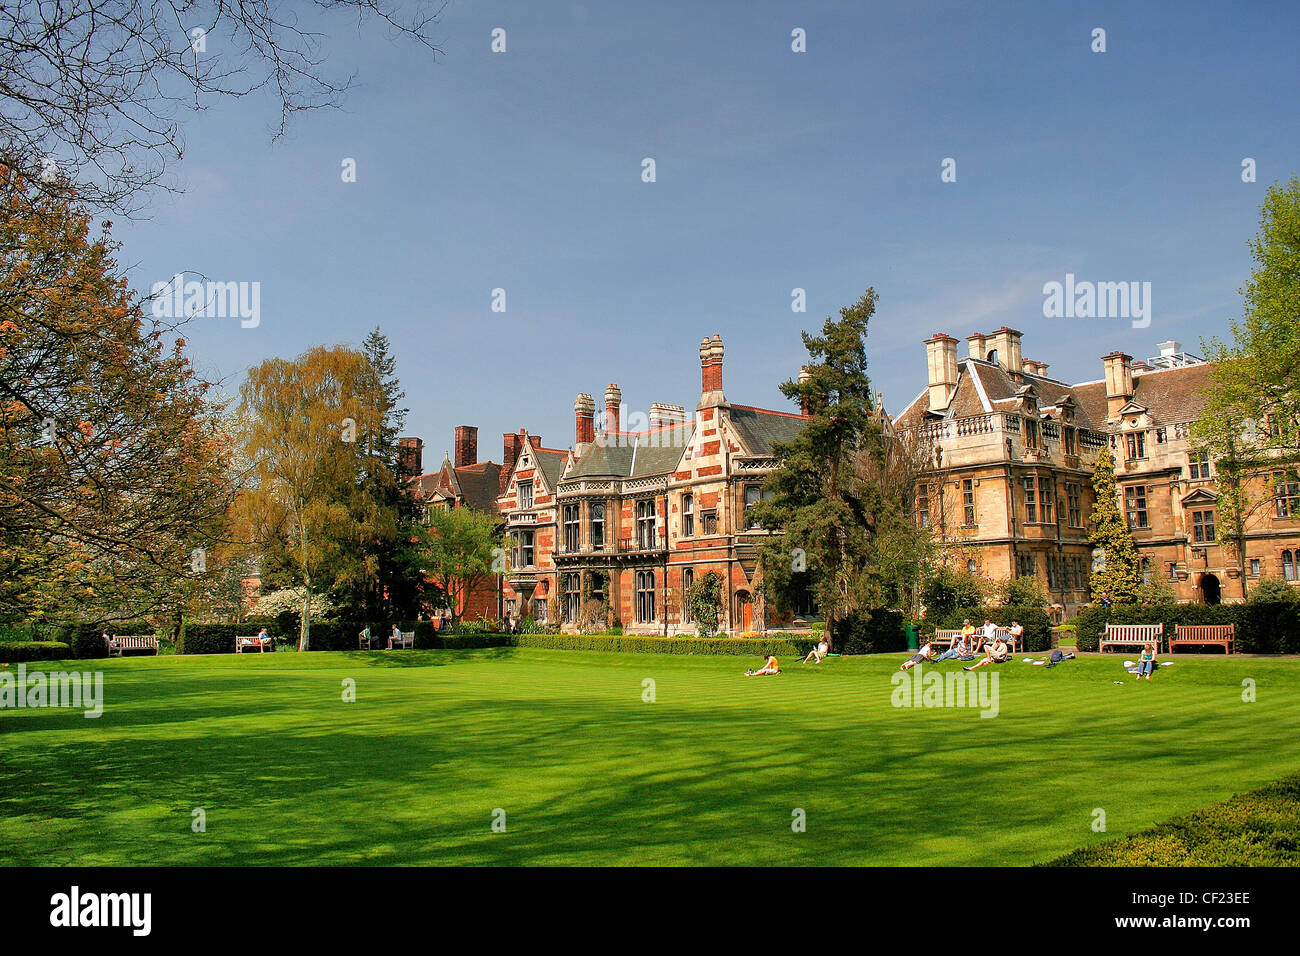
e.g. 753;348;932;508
834;609;907;655
0;641;72;663
1044;770;1300;866
514;633;818;656
1074;602;1300;654
934;605;1054;652
176;623;237;655
66;625;111;659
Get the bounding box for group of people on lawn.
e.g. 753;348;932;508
899;618;1024;672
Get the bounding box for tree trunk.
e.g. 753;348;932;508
299;590;311;652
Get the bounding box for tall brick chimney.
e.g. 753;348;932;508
503;431;521;469
924;333;959;413
604;384;621;435
698;334;726;409
1102;350;1135;420
453;425;478;468
575;393;595;447
397;436;423;476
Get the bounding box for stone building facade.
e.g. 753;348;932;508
894;327;1300;613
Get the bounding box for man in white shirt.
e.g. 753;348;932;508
976;618;998;652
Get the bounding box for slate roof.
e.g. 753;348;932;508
453;462;503;512
566;423;695;479
529;448;568;490
727;405;810;455
893;355;1215;431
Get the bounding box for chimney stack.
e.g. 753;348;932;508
453;425;478;468
397;436;423;477
987;326;1023;374
503;431;521;469
797;366;813;416
1102;351;1135;420
698;334;726;408
575;393;595;447
924;333;959;413
648;403;687;427
604;384;622;435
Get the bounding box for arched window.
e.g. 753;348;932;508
682;494;694;536
1284;550;1296;582
986;348;999;364
589;502;605;550
682;569;695;623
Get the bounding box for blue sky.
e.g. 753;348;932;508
113;0;1300;467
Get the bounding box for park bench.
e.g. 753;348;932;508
930;629;964;650
105;635;159;657
927;627;1019;656
235;634;274;653
1098;623;1164;654
1171;624;1235;655
388;630;414;650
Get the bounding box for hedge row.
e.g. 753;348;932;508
1044;770;1300;866
834;609;907;655
176;620;440;654
931;605;1054;652
0;641;72;663
514;633;818;656
1074;602;1300;654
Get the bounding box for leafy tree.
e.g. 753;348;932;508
1000;574;1047;608
409;506;500;624
1195;176;1300;599
0;171;235;625
752;289;892;648
1088;447;1142;604
1249;576;1299;604
685;571;723;638
237;345;381;649
921;566;990;617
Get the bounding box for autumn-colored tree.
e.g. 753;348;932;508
1088;447;1142;604
237;345;384;650
0;170;236;625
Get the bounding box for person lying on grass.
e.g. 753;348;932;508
1028;648;1075;667
899;642;936;671
802;638;829;664
745;655;781;676
964;636;1009;671
1136;642;1157;681
934;634;975;663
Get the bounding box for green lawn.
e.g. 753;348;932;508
1;648;1296;866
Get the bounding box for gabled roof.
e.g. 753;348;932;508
727;405;809;455
454;461;504;512
566;423;695;479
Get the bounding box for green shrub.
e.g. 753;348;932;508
176;623;236;655
514;633;817;656
66;625;111;659
0;641;72;663
833;609;906;655
1071;601;1300;654
934;605;1053;652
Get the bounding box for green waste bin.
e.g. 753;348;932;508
905;624;919;651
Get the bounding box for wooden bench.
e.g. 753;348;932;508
1171;624;1235;655
930;629;964;650
387;630;414;650
235;634;274;653
105;635;159;657
1099;623;1164;654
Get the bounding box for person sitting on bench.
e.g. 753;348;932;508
965;636;1009;670
975;618;998;653
1008;620;1024;648
900;642;936;671
391;624;402;644
745;655;780;676
802;638;829;664
256;627;271;645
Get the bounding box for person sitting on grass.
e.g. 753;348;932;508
1136;642;1157;681
899;642;936;671
802;638;829;664
964;636;1009;671
745;654;781;676
934;633;974;663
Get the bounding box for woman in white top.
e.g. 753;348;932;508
802;639;830;664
